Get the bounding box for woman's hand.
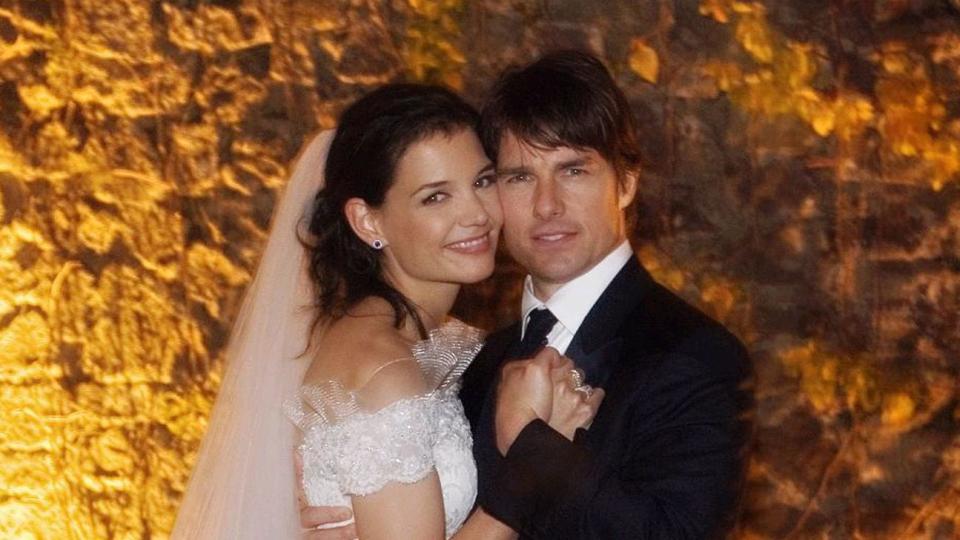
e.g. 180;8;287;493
299;506;357;540
547;366;605;441
495;347;570;454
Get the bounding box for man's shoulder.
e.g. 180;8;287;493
623;280;750;378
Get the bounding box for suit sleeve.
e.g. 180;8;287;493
479;330;754;539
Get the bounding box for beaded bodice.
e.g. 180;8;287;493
284;321;482;538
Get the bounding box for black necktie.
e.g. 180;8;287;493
511;308;558;359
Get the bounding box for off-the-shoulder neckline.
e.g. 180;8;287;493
304;319;480;388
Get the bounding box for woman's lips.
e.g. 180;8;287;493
445;232;492;254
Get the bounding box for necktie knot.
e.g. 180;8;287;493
515;308;558;358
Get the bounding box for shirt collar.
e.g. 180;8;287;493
521;240;634;336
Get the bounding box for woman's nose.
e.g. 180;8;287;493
461;192;491;227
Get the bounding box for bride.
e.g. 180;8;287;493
171;83;597;539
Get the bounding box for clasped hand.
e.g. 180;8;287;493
494;347;605;455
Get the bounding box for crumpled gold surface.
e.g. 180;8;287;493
1;0;959;538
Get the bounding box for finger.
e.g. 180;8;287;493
548;362;576;382
500;362;521;376
294;452;308;508
585;387;605;410
574;389;604;428
552;375;573;403
302;522;358;540
554;373;583;396
300;506;353;528
550;377;572;402
530;346;560;365
548;365;567;382
497;364;523;387
547;372;583;406
544;350;573;370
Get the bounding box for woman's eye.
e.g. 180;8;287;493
475;174;497;188
567;167;586;176
422;192;449;205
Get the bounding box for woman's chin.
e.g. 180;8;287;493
447;264;496;285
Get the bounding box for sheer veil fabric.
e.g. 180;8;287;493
171;130;335;539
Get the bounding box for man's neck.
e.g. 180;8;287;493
531;279;563;302
528;242;629;302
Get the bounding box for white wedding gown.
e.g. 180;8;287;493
284;320;482;538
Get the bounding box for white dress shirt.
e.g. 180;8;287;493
520;241;634;354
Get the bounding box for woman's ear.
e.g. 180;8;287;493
344;197;387;249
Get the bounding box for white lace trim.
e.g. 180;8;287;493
283;320;482;537
285;320;482;429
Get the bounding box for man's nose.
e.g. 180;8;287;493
533;178;564;220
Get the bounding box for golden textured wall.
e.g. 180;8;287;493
1;0;959;538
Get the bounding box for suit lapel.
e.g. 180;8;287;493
575;257;653;352
566;257;653;386
565;336;622;388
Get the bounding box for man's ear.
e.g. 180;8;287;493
343;197;386;248
618;169;639;209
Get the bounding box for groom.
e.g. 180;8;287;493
305;50;753;539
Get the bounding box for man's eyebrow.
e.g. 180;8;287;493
556;156;593;170
496;165;531;176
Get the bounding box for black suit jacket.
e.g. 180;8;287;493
459;257;754;539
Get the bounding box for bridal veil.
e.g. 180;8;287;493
171;130;334;539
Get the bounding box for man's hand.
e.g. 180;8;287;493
495;347;573;454
548;368;605;441
299;506;356;540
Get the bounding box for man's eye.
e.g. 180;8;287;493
567;167;586;176
505;174;531;183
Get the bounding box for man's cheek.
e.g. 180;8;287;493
498;204;523;227
502;229;527;258
494;189;507;212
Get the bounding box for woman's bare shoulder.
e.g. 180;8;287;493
302;312;416;391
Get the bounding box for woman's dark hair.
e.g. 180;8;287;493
304;83;479;339
479;50;642;181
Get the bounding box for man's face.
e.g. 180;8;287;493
496;131;637;299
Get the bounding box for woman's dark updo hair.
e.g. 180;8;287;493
305;83;479;338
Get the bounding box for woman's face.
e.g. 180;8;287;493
374;128;502;293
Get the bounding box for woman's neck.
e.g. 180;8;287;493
398;280;460;334
350;279;459;340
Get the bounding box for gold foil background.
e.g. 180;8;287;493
0;0;958;538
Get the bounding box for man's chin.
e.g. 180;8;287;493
526;260;590;287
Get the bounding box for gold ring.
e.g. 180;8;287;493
574;384;594;399
568;368;585;390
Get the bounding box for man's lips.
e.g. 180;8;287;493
531;230;577;244
445;232;492;254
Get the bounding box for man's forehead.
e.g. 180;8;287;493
497;133;598;166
